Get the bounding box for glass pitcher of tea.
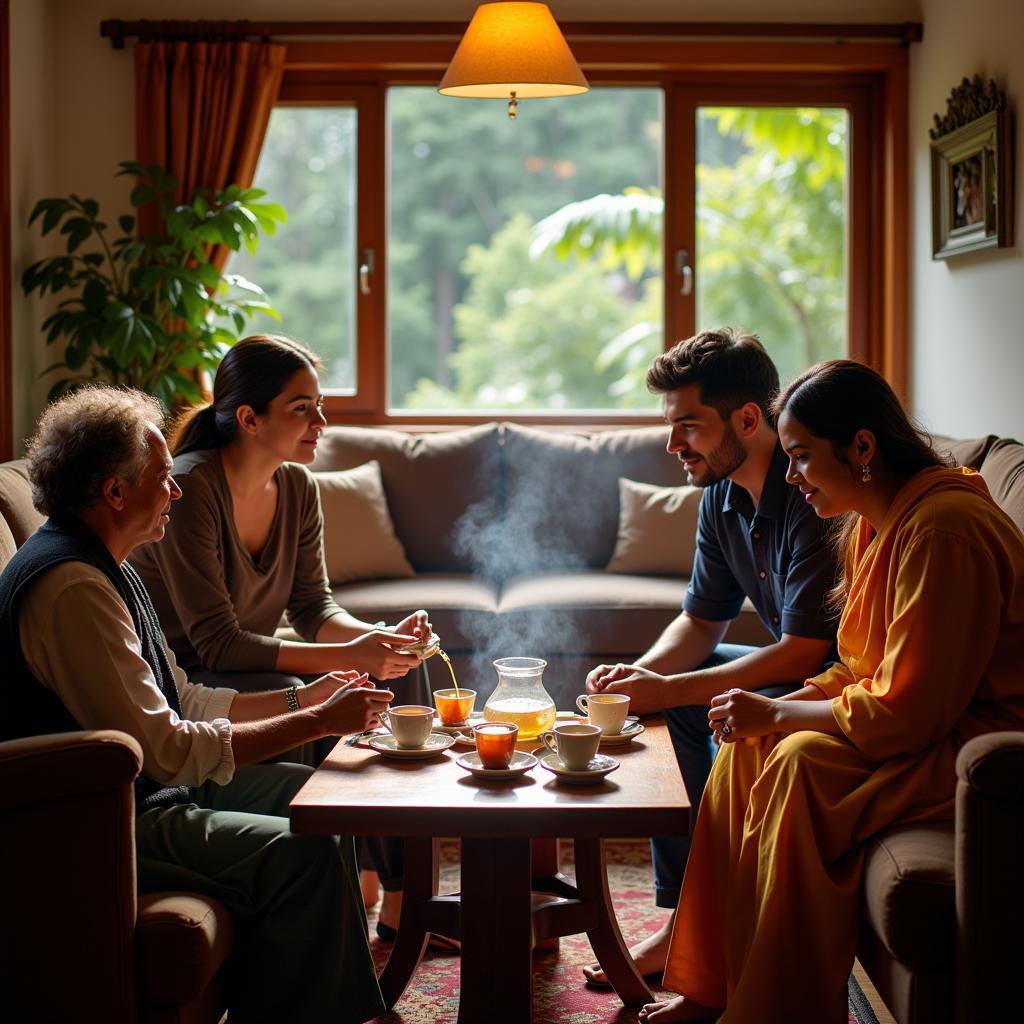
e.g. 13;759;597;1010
482;657;557;740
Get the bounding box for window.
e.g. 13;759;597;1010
230;107;358;393
695;106;849;384
225;33;909;423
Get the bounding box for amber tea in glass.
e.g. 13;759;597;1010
473;722;519;769
434;688;476;726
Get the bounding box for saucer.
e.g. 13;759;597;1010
367;733;456;760
455;750;538;780
432;711;484;735
539;752;620;784
596;719;645;746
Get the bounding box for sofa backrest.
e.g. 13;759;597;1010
311;424;503;572
937;435;1024;536
500;424;681;571
311;422;681;574
0;462;45;572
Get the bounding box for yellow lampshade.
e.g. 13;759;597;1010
439;2;589;115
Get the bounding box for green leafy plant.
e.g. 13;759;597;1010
21;161;287;408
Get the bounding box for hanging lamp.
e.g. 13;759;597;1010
438;2;589;120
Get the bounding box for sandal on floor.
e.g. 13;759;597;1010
375;921;460;954
582;963;662;991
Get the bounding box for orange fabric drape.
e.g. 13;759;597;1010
133;39;286;266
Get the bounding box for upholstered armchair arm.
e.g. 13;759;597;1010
0;730;143;1023
0;728;143;806
955;731;1024;1024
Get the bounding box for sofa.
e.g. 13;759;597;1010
307;421;771;708
2;425;1022;1024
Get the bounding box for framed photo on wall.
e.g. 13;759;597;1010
930;77;1013;260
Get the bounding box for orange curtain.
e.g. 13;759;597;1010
134;39;286;265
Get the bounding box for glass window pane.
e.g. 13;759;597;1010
228;107;358;393
695;107;848;383
388;87;663;413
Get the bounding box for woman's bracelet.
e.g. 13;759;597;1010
284;685;300;713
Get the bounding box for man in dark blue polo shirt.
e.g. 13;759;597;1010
582;328;839;988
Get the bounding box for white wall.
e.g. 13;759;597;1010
909;0;1024;439
10;0;925;450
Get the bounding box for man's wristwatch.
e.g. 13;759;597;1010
284;685;300;712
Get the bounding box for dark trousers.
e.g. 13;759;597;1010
652;644;798;908
188;663;429;895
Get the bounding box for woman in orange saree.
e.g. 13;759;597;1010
642;360;1024;1023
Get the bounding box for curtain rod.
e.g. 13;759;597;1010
99;19;924;50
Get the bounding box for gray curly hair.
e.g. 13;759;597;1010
27;385;165;518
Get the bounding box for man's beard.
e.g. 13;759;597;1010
685;421;747;487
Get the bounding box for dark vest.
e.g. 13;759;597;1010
0;518;192;811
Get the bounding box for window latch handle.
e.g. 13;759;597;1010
359;248;375;296
676;249;693;297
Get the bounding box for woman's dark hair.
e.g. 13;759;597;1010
170;335;321;456
773;359;951;608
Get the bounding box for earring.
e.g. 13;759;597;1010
861;463;872;483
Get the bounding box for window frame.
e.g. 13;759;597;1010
274;36;910;425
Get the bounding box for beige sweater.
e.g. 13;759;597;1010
20;562;235;787
132;449;339;673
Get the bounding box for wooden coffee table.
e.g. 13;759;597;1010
290;718;689;1024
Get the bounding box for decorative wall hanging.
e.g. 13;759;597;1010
930;76;1013;259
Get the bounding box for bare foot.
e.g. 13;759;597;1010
638;994;720;1022
582;911;674;986
360;869;380;911
378;889;402;932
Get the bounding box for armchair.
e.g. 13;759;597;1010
0;729;232;1024
856;732;1024;1023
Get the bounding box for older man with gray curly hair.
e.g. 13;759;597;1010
0;385;392;1024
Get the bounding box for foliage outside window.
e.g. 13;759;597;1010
231;92;849;416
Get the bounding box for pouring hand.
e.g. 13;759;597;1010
393;609;432;641
340;630;420;679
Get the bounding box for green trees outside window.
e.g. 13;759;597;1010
232;91;846;413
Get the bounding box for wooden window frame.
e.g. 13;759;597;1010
277;37;909;425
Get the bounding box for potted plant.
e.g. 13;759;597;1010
21;161;287;408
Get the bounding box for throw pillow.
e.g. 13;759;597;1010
606;477;702;577
315;461;415;584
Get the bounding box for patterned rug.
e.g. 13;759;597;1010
366;840;879;1024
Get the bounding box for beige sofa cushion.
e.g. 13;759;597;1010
607;478;702;576
0;513;16;571
978;437;1024;535
315;461;414;584
496;571;771;655
0;461;45;545
312;424;501;572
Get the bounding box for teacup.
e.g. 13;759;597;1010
433;688;477;726
576;693;631;735
381;705;435;749
541;722;602;771
473;721;519;769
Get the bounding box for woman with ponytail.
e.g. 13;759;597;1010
133;334;434;939
643;361;1024;1023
